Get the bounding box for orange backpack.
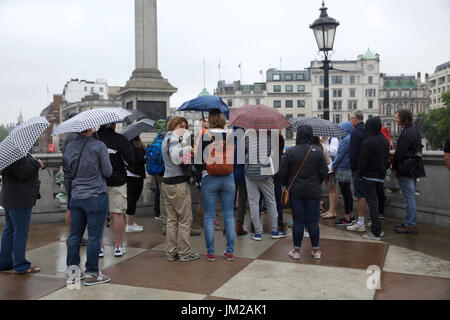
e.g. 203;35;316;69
205;132;234;176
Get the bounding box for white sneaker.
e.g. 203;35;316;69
363;231;384;241
126;224;143;233
303;230;310;238
99;247;104;258
114;246;127;257
346;223;366;232
311;250;322;259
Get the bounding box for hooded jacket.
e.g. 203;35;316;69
358;117;389;180
332;121;353;172
393;123;426;178
278;125;328;200
349;121;367;172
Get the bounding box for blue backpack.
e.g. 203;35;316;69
146;133;165;175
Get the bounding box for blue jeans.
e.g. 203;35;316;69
0;208;33;273
201;174;236;255
290;197;320;250
67;193;108;275
397;176;417;227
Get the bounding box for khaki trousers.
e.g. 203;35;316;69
155;175;167;232
161;182;192;259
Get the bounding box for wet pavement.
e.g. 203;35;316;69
0;208;449;300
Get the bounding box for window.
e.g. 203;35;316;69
318;101;323;110
227;99;233;107
244;98;249;104
285;74;293;81
256;98;261;105
387;91;390;98
348;100;357;110
84;87;87;92
368;76;373;84
369;115;373;119
99;87;104;92
332;75;343;84
333;114;341;124
297;113;305;118
90;87;94;92
274;100;281;108
296;73;305;80
297;100;305;108
273;74;280;81
297;85;305;92
368;100;374;109
273;85;281;92
320;89;324;98
386;123;392;134
333;101;342;110
409;105;415;114
349;75;355;84
285;85;293;92
286;100;293;108
319;76;324;84
349;88;356;97
366;89;376;97
333;89;342;98
386;104;392;116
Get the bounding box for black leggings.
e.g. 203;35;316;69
338;181;353;214
126;177;144;215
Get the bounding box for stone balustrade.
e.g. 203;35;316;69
1;151;449;228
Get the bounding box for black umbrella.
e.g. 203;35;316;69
289;117;345;137
120;118;156;140
123;110;149;124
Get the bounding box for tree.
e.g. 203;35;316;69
0;125;9;142
423;90;450;150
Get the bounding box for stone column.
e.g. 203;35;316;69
135;0;158;71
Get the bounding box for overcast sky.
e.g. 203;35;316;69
1;0;449;124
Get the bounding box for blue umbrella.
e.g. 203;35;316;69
178;95;230;119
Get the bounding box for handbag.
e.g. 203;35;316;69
282;145;313;207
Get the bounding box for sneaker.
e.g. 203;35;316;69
379;214;385;220
251;233;262;241
167;254;179;261
80;238;88;246
236;222;248;236
125;224;143;233
206;254;216;262
311;250;322;259
288;248;300;259
224;252;235;261
335;218;354;226
114;246;127;257
133;222;144;229
346;223;366;232
154;215;162;221
190;229;201;236
179;253;200;262
394;225;418;235
84;271;111;286
271;230;287;239
303;230;310;238
363;231;385;241
99;247;104;258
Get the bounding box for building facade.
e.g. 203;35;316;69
38;95;62;153
61;78;108;104
214;80;268;109
428;61;450;110
310;49;381;124
379;73;430;148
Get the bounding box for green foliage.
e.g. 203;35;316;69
0;125;9;142
423;91;450;150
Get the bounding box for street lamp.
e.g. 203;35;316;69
310;1;339;121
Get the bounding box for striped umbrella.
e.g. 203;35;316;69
52;108;132;136
0;117;50;172
230;105;291;130
289;117;345;137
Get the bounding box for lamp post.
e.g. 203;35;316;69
310;1;339;121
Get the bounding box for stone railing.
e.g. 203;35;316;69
1;151;449;228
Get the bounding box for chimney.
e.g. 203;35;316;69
425;73;429;82
417;72;421;82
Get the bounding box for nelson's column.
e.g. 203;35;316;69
120;0;177;120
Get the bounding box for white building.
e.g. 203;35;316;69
214;80;268;109
310;49;381;124
62;78;108;103
428;61;450;110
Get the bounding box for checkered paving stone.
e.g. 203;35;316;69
0;216;449;300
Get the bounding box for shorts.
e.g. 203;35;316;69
336;170;352;183
352;172;367;199
107;185;127;214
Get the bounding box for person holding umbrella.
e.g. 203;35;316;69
0;117;50;274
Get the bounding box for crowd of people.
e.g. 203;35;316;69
0;108;432;287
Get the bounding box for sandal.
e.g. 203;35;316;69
26;266;41;273
322;212;337;219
